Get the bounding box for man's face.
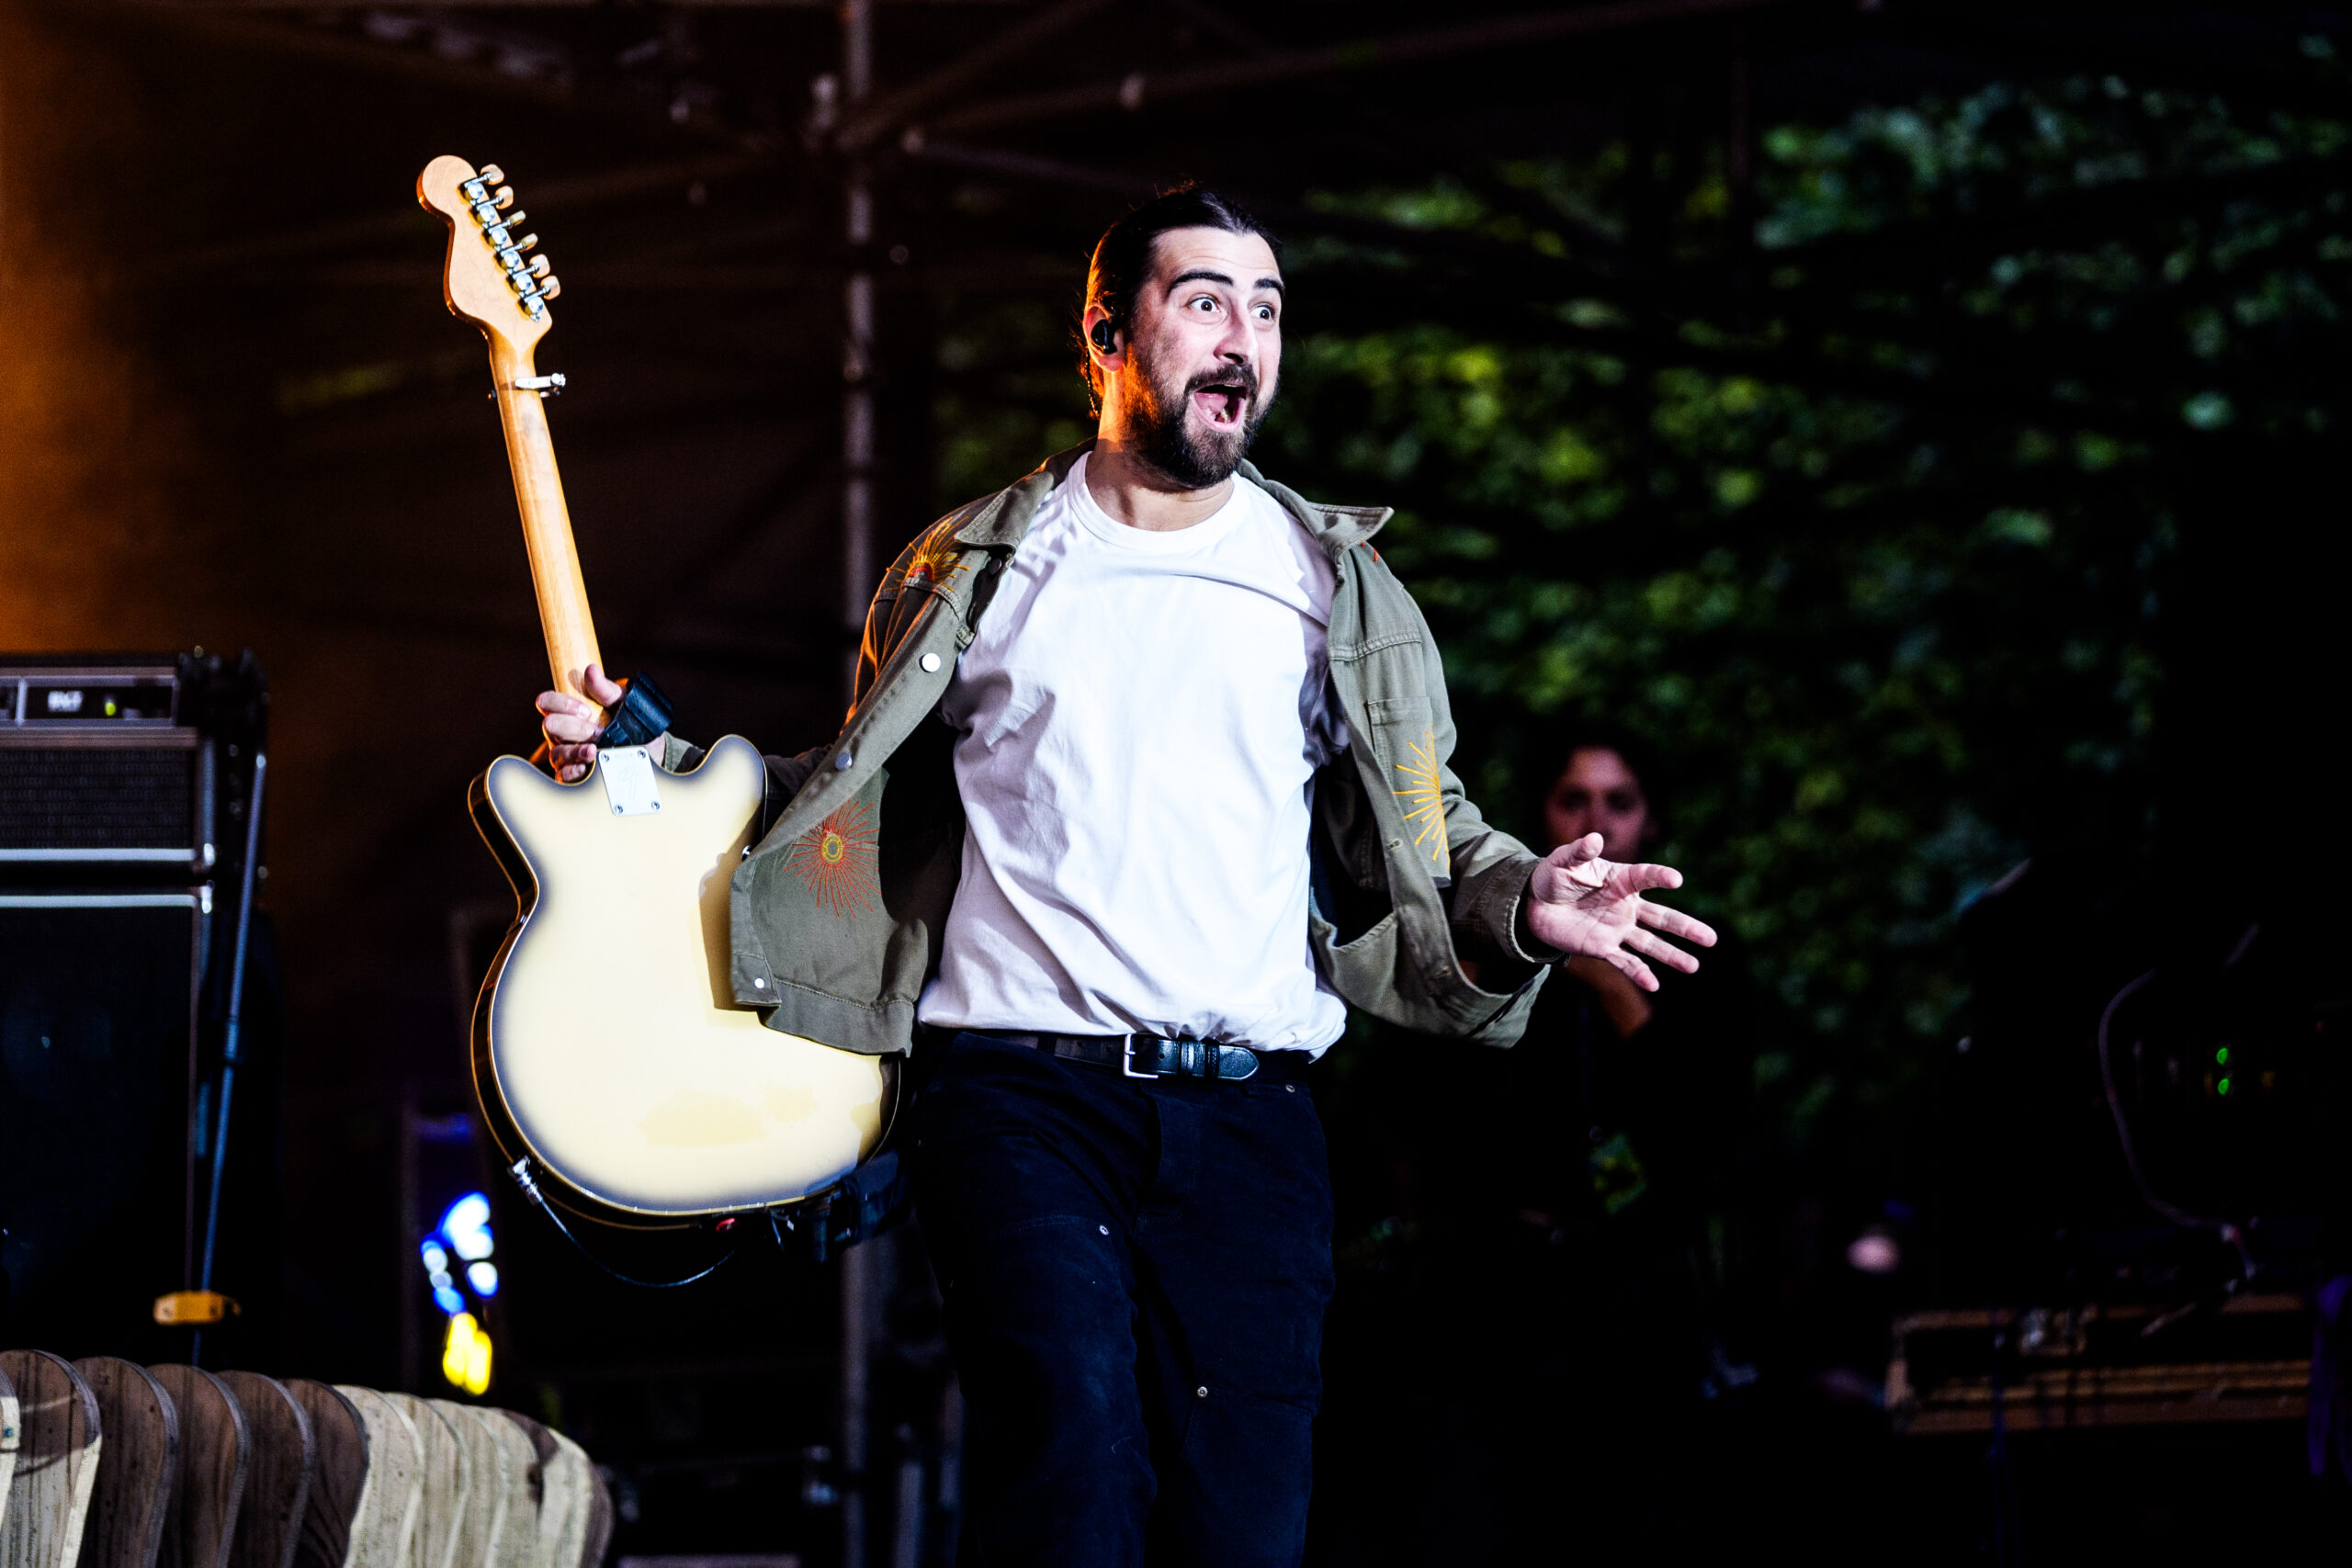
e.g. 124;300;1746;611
1116;226;1283;489
1543;747;1652;861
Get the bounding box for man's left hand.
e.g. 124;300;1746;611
1522;833;1717;992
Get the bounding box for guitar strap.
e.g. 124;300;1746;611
594;672;674;750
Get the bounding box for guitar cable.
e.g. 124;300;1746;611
508;1157;750;1289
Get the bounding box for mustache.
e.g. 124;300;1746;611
1182;363;1261;404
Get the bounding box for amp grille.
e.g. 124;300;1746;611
0;747;195;852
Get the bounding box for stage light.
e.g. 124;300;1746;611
442;1314;469;1385
2215;1046;2230;1066
421;1240;449;1273
442;1311;493;1394
1847;1227;1901;1274
434;1284;465;1316
467;1260;500;1297
442;1191;494;1261
2217;1076;2233;1096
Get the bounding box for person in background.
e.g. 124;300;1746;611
1314;730;1759;1564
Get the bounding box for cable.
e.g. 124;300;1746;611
2095;968;2254;1278
507;1157;747;1290
193;750;268;1368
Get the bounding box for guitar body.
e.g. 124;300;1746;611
421;152;895;1229
469;737;895;1224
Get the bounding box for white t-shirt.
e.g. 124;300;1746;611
915;454;1351;1054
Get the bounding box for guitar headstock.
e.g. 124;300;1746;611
417;154;561;355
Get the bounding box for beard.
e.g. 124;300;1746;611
1125;335;1271;490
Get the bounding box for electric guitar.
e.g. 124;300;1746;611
419;154;894;1228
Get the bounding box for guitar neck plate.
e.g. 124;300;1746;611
598;747;663;817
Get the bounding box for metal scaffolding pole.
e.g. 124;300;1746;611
838;7;876;1566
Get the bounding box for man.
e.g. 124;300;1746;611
538;187;1715;1566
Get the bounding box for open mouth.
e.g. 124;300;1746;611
1191;380;1250;431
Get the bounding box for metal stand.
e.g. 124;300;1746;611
191;750;266;1366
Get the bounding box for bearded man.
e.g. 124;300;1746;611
537;186;1716;1568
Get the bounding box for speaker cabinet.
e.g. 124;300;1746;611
0;650;270;1357
0;890;203;1351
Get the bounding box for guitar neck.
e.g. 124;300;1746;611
488;334;605;719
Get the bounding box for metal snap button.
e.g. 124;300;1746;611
834;750;854;770
920;652;943;672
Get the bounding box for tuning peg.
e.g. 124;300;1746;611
537;276;561;301
517;232;539;253
493;185;516;209
480;163;506;184
526;255;551;278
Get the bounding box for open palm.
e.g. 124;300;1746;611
1523;833;1717;992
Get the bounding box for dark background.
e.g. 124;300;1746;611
4;1;2349;1562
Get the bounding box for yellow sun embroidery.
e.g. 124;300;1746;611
783;802;880;917
896;522;971;599
1393;728;1448;870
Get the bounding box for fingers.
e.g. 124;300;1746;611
537;690;601;745
1547;833;1603;867
1600;946;1661;993
1624;927;1702;975
1634;900;1719;948
549;742;596;783
1532;835;1609;903
1613;860;1685;894
582;661;627;707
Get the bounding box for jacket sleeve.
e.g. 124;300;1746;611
1402;584;1566;971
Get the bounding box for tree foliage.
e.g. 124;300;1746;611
932;62;2351;1159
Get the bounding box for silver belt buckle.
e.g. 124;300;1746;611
1122;1036;1160;1079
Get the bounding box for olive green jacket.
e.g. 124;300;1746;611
668;445;1559;1056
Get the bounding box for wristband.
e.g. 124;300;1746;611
594;672;674;751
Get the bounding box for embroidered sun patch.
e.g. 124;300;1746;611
897;522;971;598
784;802;881;917
1393;729;1447;870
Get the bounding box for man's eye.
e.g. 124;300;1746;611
1191;296;1218;312
1606;791;1640;812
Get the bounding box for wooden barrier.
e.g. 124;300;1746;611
149;1365;250;1568
0;1360;606;1568
209;1375;310;1568
73;1358;177;1568
0;1352;101;1568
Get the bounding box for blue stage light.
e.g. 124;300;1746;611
442;1191;494;1262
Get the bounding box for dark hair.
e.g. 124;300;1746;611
1079;185;1280;411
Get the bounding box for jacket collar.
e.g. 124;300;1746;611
952;440;1394;562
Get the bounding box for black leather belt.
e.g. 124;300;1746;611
976;1030;1310;1084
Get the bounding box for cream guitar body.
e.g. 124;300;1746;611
421;153;892;1226
470;740;892;1222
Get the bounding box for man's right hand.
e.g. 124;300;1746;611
537;661;628;783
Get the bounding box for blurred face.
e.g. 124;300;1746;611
1106;226;1283;488
1543;747;1652;860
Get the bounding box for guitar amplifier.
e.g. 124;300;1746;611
0;652;272;1356
0;656;263;878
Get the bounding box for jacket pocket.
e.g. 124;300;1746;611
736;769;892;1005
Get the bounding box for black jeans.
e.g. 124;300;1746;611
911;1030;1335;1567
